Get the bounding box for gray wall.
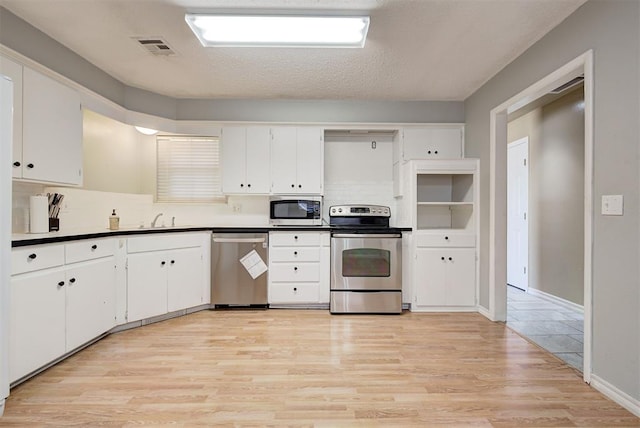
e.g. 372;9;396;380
465;0;639;400
0;7;464;124
508;88;585;306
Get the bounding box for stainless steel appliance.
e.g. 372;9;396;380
211;233;269;308
329;205;402;314
269;196;322;226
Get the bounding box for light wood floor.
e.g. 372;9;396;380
2;310;639;427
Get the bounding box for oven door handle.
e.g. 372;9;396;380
332;233;402;239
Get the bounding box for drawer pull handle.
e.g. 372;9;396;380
293;287;297;292
444;236;449;240
294;251;298;256
58;281;65;287
69;278;76;284
28;253;37;260
294;267;298;271
294;235;298;240
91;244;98;250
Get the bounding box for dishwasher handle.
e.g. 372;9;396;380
212;237;266;244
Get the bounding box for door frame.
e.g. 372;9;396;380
507;136;529;292
487;50;593;383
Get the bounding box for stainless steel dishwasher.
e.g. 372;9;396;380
211;233;269;308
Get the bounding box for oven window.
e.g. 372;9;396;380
342;249;390;277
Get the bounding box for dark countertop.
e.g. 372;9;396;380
12;226;412;247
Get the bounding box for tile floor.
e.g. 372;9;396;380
507;285;584;371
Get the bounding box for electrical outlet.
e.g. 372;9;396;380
601;194;623;216
232;204;242;213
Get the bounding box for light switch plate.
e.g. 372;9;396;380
601;194;624;216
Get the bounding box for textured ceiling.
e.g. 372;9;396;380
0;0;586;101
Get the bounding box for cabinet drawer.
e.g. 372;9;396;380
65;238;115;264
416;233;475;248
270;247;320;263
269;283;319;303
127;233;203;253
269;232;321;247
12;244;64;275
269;263;320;282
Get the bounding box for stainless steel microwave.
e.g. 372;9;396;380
269;196;322;226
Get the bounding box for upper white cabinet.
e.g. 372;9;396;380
402;126;464;160
271;126;323;195
22;67;82;185
0;55;24;179
221;126;271;194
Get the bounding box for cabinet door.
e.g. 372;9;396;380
414;248;448;306
0;55;23;178
10;269;66;382
445;248;476;306
296;127;323;194
403;128;462;160
22;67;82;185
221;127;247;193
66;258;116;351
245;126;271;194
127;252;168;322
167;247;203;312
270;127;298;194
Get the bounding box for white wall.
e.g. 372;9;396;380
465;0;639;402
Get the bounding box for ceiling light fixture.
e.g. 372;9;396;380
185;13;370;48
134;126;158;135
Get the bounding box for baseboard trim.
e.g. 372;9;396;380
478;305;492;320
590;374;640;417
527;288;584;314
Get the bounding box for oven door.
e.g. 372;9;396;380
331;233;402;291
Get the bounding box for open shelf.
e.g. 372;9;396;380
415;171;475;230
417;204;474;230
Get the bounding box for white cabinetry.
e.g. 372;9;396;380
0;55;23;179
268;231;330;305
402;126;464;160
9;239;116;382
21;67;82;185
221;126;270;194
126;233;206;322
409;160;479;312
271;127;324;195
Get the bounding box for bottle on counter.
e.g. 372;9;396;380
109;209;120;230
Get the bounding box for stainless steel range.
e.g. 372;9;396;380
329;205;402;314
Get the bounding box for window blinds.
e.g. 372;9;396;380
156;135;224;203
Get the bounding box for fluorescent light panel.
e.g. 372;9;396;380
185;13;370;48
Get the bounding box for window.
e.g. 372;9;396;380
156;135;224;203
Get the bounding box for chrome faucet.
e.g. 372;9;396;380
151;213;163;228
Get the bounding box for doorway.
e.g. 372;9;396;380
507;137;529;292
488;51;593;383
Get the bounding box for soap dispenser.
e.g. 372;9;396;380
109;209;120;230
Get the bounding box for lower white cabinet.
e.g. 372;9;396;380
126;233;206;322
411;233;477;311
268;231;330;305
9;239;116;383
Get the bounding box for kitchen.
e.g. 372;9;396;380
1;0;640;424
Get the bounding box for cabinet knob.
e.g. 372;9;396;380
441;256;445;261
91;244;98;250
294;236;298;240
69;278;76;284
170;260;175;265
448;257;453;261
298;184;302;188
427;150;432;154
444;236;449;240
12;161;20;167
28;253;37;260
58;281;65;287
435;150;439;154
26;163;34;169
291;184;295;188
240;183;244;188
247;184;251;188
294;266;298;271
294;251;298;256
161;261;166;266
293;287;297;292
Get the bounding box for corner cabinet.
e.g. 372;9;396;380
409;159;479;312
221;126;271;194
270;127;324;195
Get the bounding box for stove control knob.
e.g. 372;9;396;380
338;208;343;213
331;208;336;214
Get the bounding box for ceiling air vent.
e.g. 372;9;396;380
550;76;584;94
132;37;176;56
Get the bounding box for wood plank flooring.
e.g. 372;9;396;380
2;310;639;427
